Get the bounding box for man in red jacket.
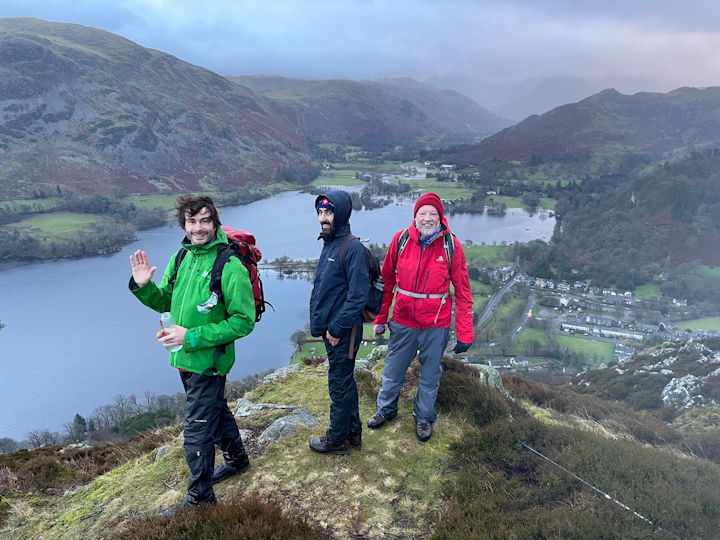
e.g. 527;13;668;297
369;192;474;442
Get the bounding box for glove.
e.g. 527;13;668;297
453;341;471;354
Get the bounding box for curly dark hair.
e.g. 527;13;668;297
175;194;221;229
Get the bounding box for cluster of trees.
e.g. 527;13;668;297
0;372;271;454
553;151;720;289
272;165;322;185
0;223;137;260
66;196;167;229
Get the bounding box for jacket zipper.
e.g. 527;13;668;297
412;245;426;322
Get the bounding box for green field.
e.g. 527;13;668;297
463;244;512;267
5;212;110;237
0;197;66;213
696;265;720;279
515;327;551;349
677;317;720;332
123;194;179;210
633;282;662;299
312;169;366;186
557;334;614;366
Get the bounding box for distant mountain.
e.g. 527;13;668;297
228;75;510;145
444;86;720;166
0;18;313;198
426;74;670;121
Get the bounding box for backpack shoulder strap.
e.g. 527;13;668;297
396;228;410;258
339;234;357;278
209;244;236;303
444;232;455;275
168;248;187;290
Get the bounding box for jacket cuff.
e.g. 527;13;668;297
327;323;345;339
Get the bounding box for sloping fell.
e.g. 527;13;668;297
0;18;310;198
2;349;719;538
229;75;509;145
445;86;720;165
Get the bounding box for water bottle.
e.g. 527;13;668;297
160;312;183;352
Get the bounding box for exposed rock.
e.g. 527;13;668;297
233;397;297;417
257;408;319;447
155;444;172;461
262;364;304;384
470;363;506;394
662;375;705;411
361;345;388;370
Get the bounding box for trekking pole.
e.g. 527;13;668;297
519;441;681;540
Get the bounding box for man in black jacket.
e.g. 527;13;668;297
309;190;370;454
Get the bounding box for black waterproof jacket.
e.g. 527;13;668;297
309;190;370;338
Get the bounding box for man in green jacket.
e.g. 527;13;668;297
129;194;255;509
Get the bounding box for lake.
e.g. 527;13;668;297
0;190;554;440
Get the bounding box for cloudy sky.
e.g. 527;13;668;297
2;0;720;109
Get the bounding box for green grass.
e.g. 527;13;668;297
633;282;662;299
463;244;512;266
401;178;474;200
0;197;65;212
696;265;720;279
557;334;614;365
290;322;385;364
122;194;178;211
677;317;720;332
515;327;551;349
539;197;556;210
311;170;366;186
5;212;111;237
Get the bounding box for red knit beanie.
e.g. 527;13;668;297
414;192;444;221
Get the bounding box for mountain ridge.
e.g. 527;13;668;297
0;17;314;199
445;85;720;166
227;74;509;144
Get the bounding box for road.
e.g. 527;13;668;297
475;274;519;329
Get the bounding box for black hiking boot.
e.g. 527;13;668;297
164;493;217;516
348;432;362;450
212;455;250;485
309;434;350;455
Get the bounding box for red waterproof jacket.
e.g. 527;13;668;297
374;218;474;344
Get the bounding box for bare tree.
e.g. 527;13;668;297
0;437;19;454
144;391;158;413
26;429;60;449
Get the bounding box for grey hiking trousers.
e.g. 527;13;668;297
375;320;450;424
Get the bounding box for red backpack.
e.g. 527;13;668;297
169;225;272;322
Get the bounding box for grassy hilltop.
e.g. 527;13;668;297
2;347;720;539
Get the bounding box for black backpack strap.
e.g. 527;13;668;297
209;244;237;304
338;234;357;278
396;228;410;258
168;248;187;290
444;232;455;275
204;244;236;377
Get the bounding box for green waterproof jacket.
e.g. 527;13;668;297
130;228;255;376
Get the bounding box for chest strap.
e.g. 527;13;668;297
395;287;450;324
396;287;449;300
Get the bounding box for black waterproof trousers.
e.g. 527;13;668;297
324;322;363;443
180;371;248;503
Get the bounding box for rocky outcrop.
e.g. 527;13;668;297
574;337;720;413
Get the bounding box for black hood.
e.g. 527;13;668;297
315;189;352;240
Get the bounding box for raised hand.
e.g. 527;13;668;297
129;249;157;287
